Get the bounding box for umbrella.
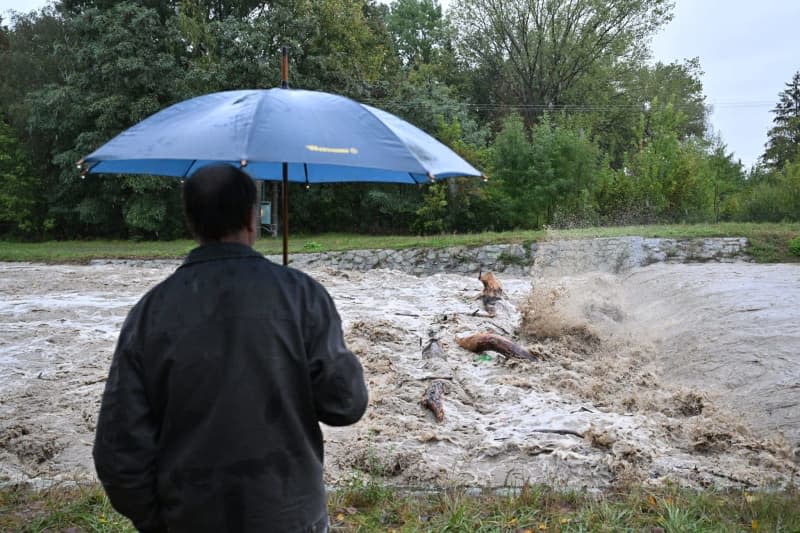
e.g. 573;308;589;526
81;57;484;265
81;88;482;184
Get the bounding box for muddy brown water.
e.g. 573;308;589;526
1;260;798;489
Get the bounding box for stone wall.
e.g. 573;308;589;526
266;236;750;276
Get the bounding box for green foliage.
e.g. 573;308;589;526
492;113;602;228
451;0;674;123
788;235;800;257
361;188;419;233
293;0;396;98
414;182;448;234
0;121;44;236
417;116;496;233
303;240;323;251
19;2;186;238
491;114;536;226
387;0;447;68
290;183;421;234
0;0;793;240
600;100;715;224
734;160;800;223
122;175;185;239
574;58;708;167
706;138;746;222
762;70;800;171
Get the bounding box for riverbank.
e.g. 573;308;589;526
1;222;798;263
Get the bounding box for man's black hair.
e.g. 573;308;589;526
183;164;257;242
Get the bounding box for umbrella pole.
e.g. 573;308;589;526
281;46;290;266
282;161;289;266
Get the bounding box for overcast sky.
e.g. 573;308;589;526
3;0;798;168
650;1;800;167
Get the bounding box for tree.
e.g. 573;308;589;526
297;0;394;97
413;115;491;233
25;3;187;237
59;0;266;22
617;100;713;222
491;113;601;228
387;0;447;68
450;0;674;123
705;138;744;222
0;8;67;127
763;70;800;170
568;58;707;167
491;114;537;227
0;121;45;236
0;15;7;50
737;160;800;222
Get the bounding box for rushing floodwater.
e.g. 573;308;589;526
0;260;798;489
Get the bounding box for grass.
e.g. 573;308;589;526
1;222;799;264
2;482;799;532
0;483;134;532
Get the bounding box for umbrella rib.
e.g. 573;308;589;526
182;160;198;179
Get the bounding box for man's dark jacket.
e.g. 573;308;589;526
93;243;368;533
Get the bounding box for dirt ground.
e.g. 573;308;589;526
1;259;798;490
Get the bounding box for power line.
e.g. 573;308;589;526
362;98;776;113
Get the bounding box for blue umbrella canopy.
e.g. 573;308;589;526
82;88;483;184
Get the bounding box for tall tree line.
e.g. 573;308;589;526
0;0;797;239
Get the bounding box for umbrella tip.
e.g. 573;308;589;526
76;158;84;169
240;159;248;168
482;174;489;183
427;172;436;183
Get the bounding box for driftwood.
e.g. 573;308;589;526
421;380;448;422
396;375;453;388
456;332;538;362
478;271;503;316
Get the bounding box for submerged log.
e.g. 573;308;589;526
421;380;448;422
478;271;503;316
456;332;538;362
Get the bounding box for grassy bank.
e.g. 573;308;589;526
0;222;798;263
2;481;799;532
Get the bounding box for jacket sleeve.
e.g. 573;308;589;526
305;283;368;426
93;310;167;533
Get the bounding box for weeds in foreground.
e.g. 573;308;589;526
0;483;134;532
3;481;799;532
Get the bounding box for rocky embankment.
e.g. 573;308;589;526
265;236;750;275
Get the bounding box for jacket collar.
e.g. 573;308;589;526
181;242;265;268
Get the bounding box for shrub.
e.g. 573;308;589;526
789;235;800;257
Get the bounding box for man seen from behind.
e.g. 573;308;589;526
93;164;368;532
